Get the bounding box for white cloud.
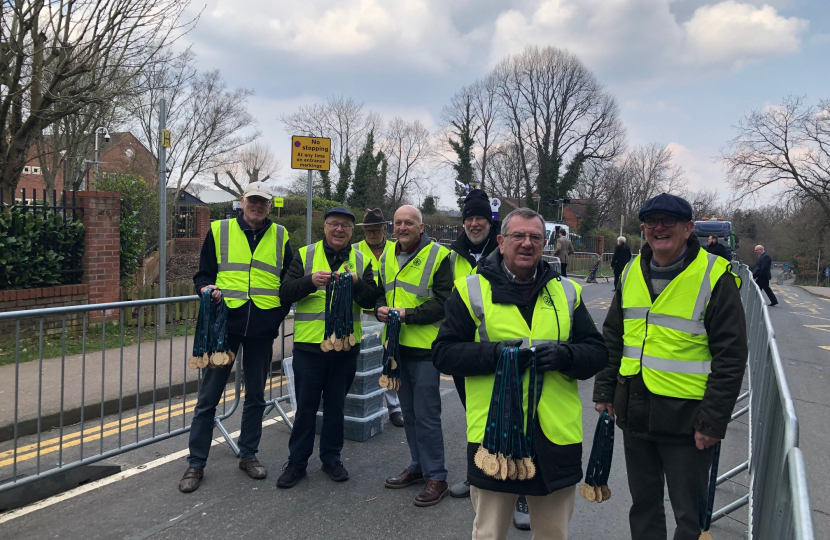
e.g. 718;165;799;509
666;142;728;193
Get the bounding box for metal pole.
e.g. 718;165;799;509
306;169;312;246
620;214;624;238
94;132;100;177
817;249;821;287
158;99;168;336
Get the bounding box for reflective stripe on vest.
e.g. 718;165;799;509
212;219;287;309
379;241;449;349
619;250;740;399
449;251;475;281
458;273;583;446
294;242;364;344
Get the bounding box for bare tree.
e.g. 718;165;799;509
0;0;195;192
684;188;722;219
213;142;281;197
384;118;431;207
489;142;536;201
619;143;687;220
471;75;502;193
725;95;830;220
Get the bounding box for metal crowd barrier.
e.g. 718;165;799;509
0;295;297;495
563;252;600;276
711;265;814;539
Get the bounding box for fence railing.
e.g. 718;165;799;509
121;282;199;326
0;295;290;498
711;264;814;539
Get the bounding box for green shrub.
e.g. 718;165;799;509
0;207;85;290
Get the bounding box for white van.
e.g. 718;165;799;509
544;222;569;251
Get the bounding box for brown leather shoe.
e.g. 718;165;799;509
384;469;425;489
239;458;267;479
414;480;449;507
178;467;204;493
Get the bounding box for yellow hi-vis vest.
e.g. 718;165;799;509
619;249;741;400
294;241;365;344
352;239;394;280
449;251;476;281
379;241;450;349
456;273;583;446
212;219;287;309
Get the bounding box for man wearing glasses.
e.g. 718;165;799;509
593;193;747;540
276;207;382;488
433;207;607;539
353;208;404;428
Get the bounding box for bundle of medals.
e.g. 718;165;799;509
379;309;402;391
474;345;542;481
697;442;721;540
579;410;614;502
321;271;356;352
188;289;234;369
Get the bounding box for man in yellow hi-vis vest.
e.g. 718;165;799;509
594;193;747;540
434;207;607;540
276;207;382;489
377;205;454;507
353;208;403;428
181;183;292;493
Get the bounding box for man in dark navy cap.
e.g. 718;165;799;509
276;206;382;488
593;193;748;540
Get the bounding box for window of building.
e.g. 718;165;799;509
125;148;134;158
23;166;30;173
32;167;41;174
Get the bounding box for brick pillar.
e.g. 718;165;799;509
194;206;210;238
78;191;121;317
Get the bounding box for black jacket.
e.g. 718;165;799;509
707;242;729;261
433;250;608;495
448;221;500;271
592;236;748;443
611;243;632;274
752;251;772;281
375;233;453;361
193;217;293;340
280;239;382;355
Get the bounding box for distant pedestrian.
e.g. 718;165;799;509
611;236;632;291
706;235;729;261
594;193;748;540
181;183;292;493
752;245;778;306
553;229;574;277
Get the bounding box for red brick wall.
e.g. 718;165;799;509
0;285;89;334
77;191;121;317
174;207;211;253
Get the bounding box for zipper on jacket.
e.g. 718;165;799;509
640;310;649;371
244;229;256;336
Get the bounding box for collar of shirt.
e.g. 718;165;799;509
501;261;537;284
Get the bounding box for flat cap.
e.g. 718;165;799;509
323;206;355;221
638;193;693;222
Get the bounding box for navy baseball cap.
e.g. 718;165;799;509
323;206;355;221
638;193;693;222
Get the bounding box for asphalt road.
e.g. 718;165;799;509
0;278;772;540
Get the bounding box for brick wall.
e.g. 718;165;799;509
77;191;121;318
173;206;210;253
0;285;89;335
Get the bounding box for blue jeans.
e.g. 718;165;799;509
398;358;447;481
287;347;358;469
187;335;272;468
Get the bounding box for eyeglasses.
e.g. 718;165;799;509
325;221;354;230
504;233;545;245
363;226;384;233
643;216;679;229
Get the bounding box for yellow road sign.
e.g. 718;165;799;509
291;136;331;171
161;129;171;148
273;197;284;208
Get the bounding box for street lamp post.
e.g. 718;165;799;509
93;126;111;185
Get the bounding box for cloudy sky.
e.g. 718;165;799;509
183;0;830;207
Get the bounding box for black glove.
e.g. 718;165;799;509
534;342;573;373
495;339;534;372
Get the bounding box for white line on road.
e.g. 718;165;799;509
0;414;292;525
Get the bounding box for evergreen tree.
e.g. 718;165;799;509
319;169;333;200
335;155;352;203
349;131;387;210
448;99;478;209
421;195;437;215
578;203;599;237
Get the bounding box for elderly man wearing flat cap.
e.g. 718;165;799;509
593;193;748;540
276;206;383;488
353;208;404;428
182;182;292;493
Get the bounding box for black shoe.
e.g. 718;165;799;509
513;495;531;530
277;462;306;489
390;411;404;427
770;302;778;306
322;461;349;482
178;467;203;493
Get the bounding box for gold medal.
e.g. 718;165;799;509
349;334;356;346
516;459;527;481
483;454;500;477
200;353;210;368
474;446;487;470
584;483;596;502
334;338;343;352
523;458;536;479
379;375;389;388
384;339;389;349
330;334;337;345
507;459;517;480
595;485;603;503
343;339;351;352
228;350;236;362
391;358;398;370
579;483;589;500
698;532;713;540
601;485;611;501
188;356;199;369
498;454;508;481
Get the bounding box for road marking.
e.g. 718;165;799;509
126;499;222;540
819;346;830;351
804;325;830;333
791;313;830;322
0;412;294;524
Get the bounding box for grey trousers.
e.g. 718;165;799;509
398;358;447;481
623;432;713;540
385;389;401;414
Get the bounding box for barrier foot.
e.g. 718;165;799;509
214;417;240;456
712;494;749;523
264;396;293;430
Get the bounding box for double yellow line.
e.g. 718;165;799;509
0;379;287;469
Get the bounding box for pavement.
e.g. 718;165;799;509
0;282;756;540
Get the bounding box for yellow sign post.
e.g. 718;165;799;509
161;130;172;148
291;136;331;171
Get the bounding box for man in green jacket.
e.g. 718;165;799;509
593;193;748;540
